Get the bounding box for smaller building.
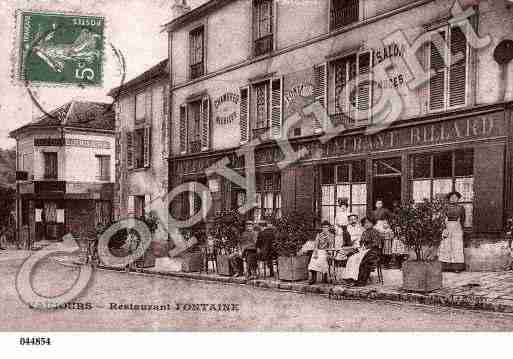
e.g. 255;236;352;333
10;101;115;248
108;59;170;241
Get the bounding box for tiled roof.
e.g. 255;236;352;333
107;58;168;97
10;101;114;137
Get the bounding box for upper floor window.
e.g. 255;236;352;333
127;126;151;170
189;26;205;79
254;81;269;130
43;152;58;179
428;24;469;112
188;100;202;153
253;0;273;57
330;0;359;31
330;51;371;126
96;155;111;181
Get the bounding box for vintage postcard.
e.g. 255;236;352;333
2;0;513;341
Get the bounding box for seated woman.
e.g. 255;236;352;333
341;217;383;286
308;220;334;285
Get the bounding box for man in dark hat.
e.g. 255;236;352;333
256;221;276;277
230;221;258;278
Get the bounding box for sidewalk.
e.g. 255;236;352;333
0;249;33;262
53;255;513;314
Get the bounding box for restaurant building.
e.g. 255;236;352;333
10;101;115;248
165;0;513;265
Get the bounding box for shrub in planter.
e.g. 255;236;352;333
209;210;245;276
272;212;316;282
389;199;446;293
135;211;159;268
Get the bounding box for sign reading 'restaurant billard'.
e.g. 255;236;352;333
214;92;239;125
324;112;504;156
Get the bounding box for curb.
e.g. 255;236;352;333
54;258;513;314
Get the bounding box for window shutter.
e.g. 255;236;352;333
200;95;211;151
143;125;151;168
313;63;327;132
145;89;152;124
162;85;169;159
179;104;187;154
270;78;282;139
127;195;135;216
429;31;447;111
449;25;467;108
115;132;121;165
240;87;249;144
126;131;134;170
357;51;371;123
474;143;504;233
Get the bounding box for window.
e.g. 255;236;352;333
189;26;205;79
330;52;371;126
429;24;469;111
321;160;367;225
96;155;111;181
253;0;273;56
411;149;474;227
95;201;112;226
21;199;29;226
330;0;359;31
127;126;151;170
254;81;269;130
254;172;281;221
43;152;58;179
188;100;202;153
134;195;145;219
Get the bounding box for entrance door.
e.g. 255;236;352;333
372;157;402;210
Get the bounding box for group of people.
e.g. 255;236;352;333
227;221;276;279
303;190;469;286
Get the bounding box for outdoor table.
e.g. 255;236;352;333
327;246;357;284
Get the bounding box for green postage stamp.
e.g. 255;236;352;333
18;11;104;86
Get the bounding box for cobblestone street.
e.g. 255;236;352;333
3;253;513;331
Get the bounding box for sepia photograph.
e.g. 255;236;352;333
2;0;513;350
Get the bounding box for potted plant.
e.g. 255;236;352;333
272;212;315;281
211;210;245;276
388;199;446;292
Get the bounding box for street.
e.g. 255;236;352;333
2;256;513;331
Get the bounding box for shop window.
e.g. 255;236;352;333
95;201;112;226
43;152;58;179
253;0;274;57
44;201;57;223
411;149;474;227
189;26;205;80
428;24;469;112
134;195;145;219
21;199;29;226
187;181;208;220
321;160;367;225
254;172;281;221
330;0;359;31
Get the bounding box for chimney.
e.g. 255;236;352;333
171;0;191;20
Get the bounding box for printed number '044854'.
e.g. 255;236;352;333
19;337;51;345
75;68;95;80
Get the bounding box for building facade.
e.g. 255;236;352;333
165;0;513;247
10;101;115;247
109;59;170;241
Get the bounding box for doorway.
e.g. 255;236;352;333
372;157;402;211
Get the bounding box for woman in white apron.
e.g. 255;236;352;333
439;191;466;272
342;217;383;286
308;221;334;285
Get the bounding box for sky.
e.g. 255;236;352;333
0;0;206;149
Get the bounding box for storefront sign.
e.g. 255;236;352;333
214;92;239;125
324;112;505;157
65;138;111;149
373;42;407;89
